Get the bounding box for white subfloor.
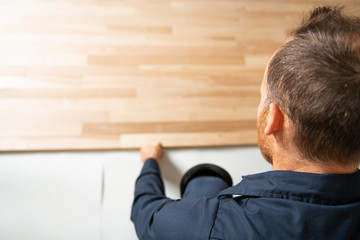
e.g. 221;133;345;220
0;146;271;240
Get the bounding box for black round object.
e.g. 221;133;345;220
180;164;233;197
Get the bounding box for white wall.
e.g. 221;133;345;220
0;146;271;240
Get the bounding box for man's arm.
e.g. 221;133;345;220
131;157;174;239
131;143;220;240
131;143;171;239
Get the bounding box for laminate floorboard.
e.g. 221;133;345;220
0;0;359;151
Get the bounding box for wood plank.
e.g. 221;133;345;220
119;131;258;149
0;0;359;151
0;88;136;98
82;121;256;135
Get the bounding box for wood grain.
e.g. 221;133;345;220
0;0;359;151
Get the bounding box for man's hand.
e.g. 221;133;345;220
140;142;164;163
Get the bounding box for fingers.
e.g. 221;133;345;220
140;142;164;163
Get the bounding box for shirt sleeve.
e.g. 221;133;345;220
131;158;220;240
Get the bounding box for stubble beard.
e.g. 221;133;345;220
257;107;274;165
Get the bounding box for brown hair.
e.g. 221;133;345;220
267;6;360;165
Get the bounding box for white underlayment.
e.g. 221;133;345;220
0;146;270;240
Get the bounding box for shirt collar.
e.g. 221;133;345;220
219;170;360;205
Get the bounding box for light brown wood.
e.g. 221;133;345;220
0;0;359;151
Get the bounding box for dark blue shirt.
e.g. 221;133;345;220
131;159;360;239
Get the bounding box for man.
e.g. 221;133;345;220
131;6;360;239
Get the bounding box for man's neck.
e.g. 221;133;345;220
273;163;357;174
272;151;358;174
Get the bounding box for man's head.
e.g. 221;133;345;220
257;6;360;168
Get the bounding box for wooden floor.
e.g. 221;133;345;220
0;0;359;151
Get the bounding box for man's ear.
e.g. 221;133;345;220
264;103;283;135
